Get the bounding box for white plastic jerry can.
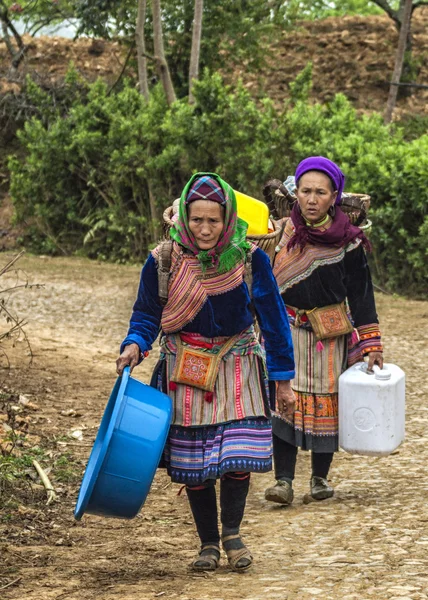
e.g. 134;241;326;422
338;362;405;456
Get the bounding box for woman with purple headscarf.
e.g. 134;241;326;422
264;156;383;505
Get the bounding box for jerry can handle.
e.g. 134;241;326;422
359;362;391;380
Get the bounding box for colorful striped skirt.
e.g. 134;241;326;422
273;391;339;452
162;417;272;485
272;326;346;454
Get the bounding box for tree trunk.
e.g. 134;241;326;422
372;0;419;97
384;0;413;123
136;0;149;100
0;1;28;73
151;0;177;106
188;0;204;104
147;180;160;242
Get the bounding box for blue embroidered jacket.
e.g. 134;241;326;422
121;247;295;381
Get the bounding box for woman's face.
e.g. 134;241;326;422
188;200;225;250
296;171;337;224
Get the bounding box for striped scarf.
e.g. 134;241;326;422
152;242;257;333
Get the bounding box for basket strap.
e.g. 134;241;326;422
243;250;253;301
157;240;173;306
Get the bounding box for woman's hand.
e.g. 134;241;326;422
367;351;384;372
276;380;296;417
116;343;141;375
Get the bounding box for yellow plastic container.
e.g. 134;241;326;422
234;190;269;235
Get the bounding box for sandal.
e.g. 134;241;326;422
191;544;221;571
222;534;253;572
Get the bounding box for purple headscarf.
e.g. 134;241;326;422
288;156;371;252
295;156;345;205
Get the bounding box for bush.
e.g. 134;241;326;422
9;71;284;261
7;71;428;294
9;81;172;260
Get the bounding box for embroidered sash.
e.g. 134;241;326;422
273;219;361;293
160;327;268;426
152;242;255;333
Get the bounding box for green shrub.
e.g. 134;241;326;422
9;71;284;261
7;70;428;294
9;81;172;261
396;114;428;141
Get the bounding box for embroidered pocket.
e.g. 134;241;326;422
306;302;354;340
170;334;240;392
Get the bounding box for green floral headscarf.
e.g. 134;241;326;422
170;172;251;273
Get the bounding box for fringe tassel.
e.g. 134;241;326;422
205;391;214;403
169;381;177;391
316;340;325;352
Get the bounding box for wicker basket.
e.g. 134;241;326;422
162;205;284;263
163;205;175;238
263;179;371;227
247;219;284;262
340;193;371;226
263;179;295;219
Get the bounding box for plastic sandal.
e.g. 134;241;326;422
222;534;253;572
191;544;221;571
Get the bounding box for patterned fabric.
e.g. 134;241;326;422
152;241;257;333
357;323;383;353
163;417;272;484
170;331;241;395
272;320;340;452
274;219;361;294
289;326;346;395
160;327;268;426
186;175;226;205
272;392;339;453
169;172;251;274
305;302;354;340
347;323;383;365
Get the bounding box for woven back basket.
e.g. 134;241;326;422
263;179;371;227
162;205;283;263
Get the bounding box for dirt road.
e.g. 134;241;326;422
1;252;428;600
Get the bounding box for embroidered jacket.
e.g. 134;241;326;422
273;219;382;357
121;246;295;382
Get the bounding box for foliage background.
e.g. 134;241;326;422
2;0;427;295
7;67;428;294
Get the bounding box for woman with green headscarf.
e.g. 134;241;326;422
117;173;295;572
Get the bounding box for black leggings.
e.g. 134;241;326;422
273;433;333;481
186;473;250;546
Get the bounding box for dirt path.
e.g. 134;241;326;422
1;252;428;600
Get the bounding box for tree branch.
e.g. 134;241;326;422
371;0;401;25
152;0;176;106
384;0;413;123
1;18;16;58
189;0;203;104
0;250;25;277
136;0;149;100
107;42;135;95
0;1;29;71
0;1;25;50
412;0;428;10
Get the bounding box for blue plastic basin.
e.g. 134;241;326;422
74;366;172;520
